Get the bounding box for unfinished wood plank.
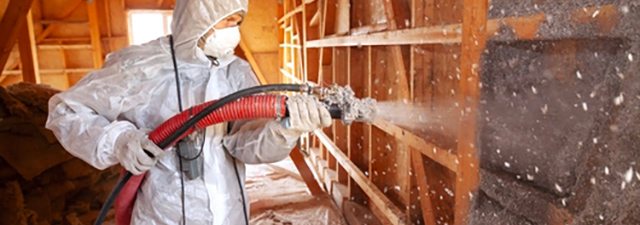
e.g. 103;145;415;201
307;25;462;47
34;0;84;43
315;130;408;225
87;0;104;68
454;0;487;224
411;150;436;225
2;68;95;75
0;0;36;74
278;5;303;24
309;10;320;27
104;0;115;52
350;23;389;36
17;10;40;84
240;38;268;85
334;0;350;35
289;148;325;196
366;46;372;180
373;119;458;173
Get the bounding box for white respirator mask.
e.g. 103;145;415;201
202;26;241;59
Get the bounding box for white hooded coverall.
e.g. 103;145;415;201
45;0;300;224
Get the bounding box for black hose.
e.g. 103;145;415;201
94;84;307;225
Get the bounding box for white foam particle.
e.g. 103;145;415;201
527;174;534;180
624;167;633;183
621;5;629;14
535;166;539;173
561;198;567;206
394;186;401;191
636;172;640;181
444;188;454;197
621;181;626;190
582;102;588;111
599;215;604;220
629;53;634;62
541;104;548;115
576;70;583;79
614;93;624;105
593;138;598;144
605;166;610;175
504;162;511;168
590;177;596;185
555;183;563;192
592;9;600;18
531;86;538;94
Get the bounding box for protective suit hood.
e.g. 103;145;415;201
171;0;248;65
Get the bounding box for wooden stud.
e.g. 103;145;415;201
240;38;268;85
104;0;116;52
156;0;165;8
17;10;40;84
454;0;488;224
366;46;373;180
37;44;93;50
0;0;36;75
289;148;326;196
87;0;104;68
334;0;350;35
315;130;408;225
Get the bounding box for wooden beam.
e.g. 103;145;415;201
104;0;116;52
372;119;458;173
308;4;622;48
239;38;268;85
35;0;85;44
38;20;89;25
0;0;36;75
156;0;165;8
315;130;408;225
366;46;372;180
87;0;104;68
309;10;320;27
2;68;95;75
17;10;40;83
38;44;93;50
289;148;325;196
411;150;436;225
278;5;303;24
350;23;388;36
454;0;487;224
307;25;461;47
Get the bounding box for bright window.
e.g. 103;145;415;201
128;10;173;45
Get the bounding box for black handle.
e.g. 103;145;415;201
284;104;342;119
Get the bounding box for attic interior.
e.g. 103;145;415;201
1;0;639;224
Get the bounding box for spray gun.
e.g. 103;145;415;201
282;83;378;126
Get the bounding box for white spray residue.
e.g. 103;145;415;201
374;101;458;137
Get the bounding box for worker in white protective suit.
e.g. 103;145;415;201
45;0;332;224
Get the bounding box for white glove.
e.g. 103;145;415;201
285;95;333;134
115;130;164;175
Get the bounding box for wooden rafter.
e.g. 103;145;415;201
289;147;325;196
239;38;268;85
17;9;40;83
0;0;36;75
315;131;408;225
87;0;104;68
454;0;487;224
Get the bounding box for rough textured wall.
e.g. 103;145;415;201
0;83;121;225
471;1;640;225
472;7;639;225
